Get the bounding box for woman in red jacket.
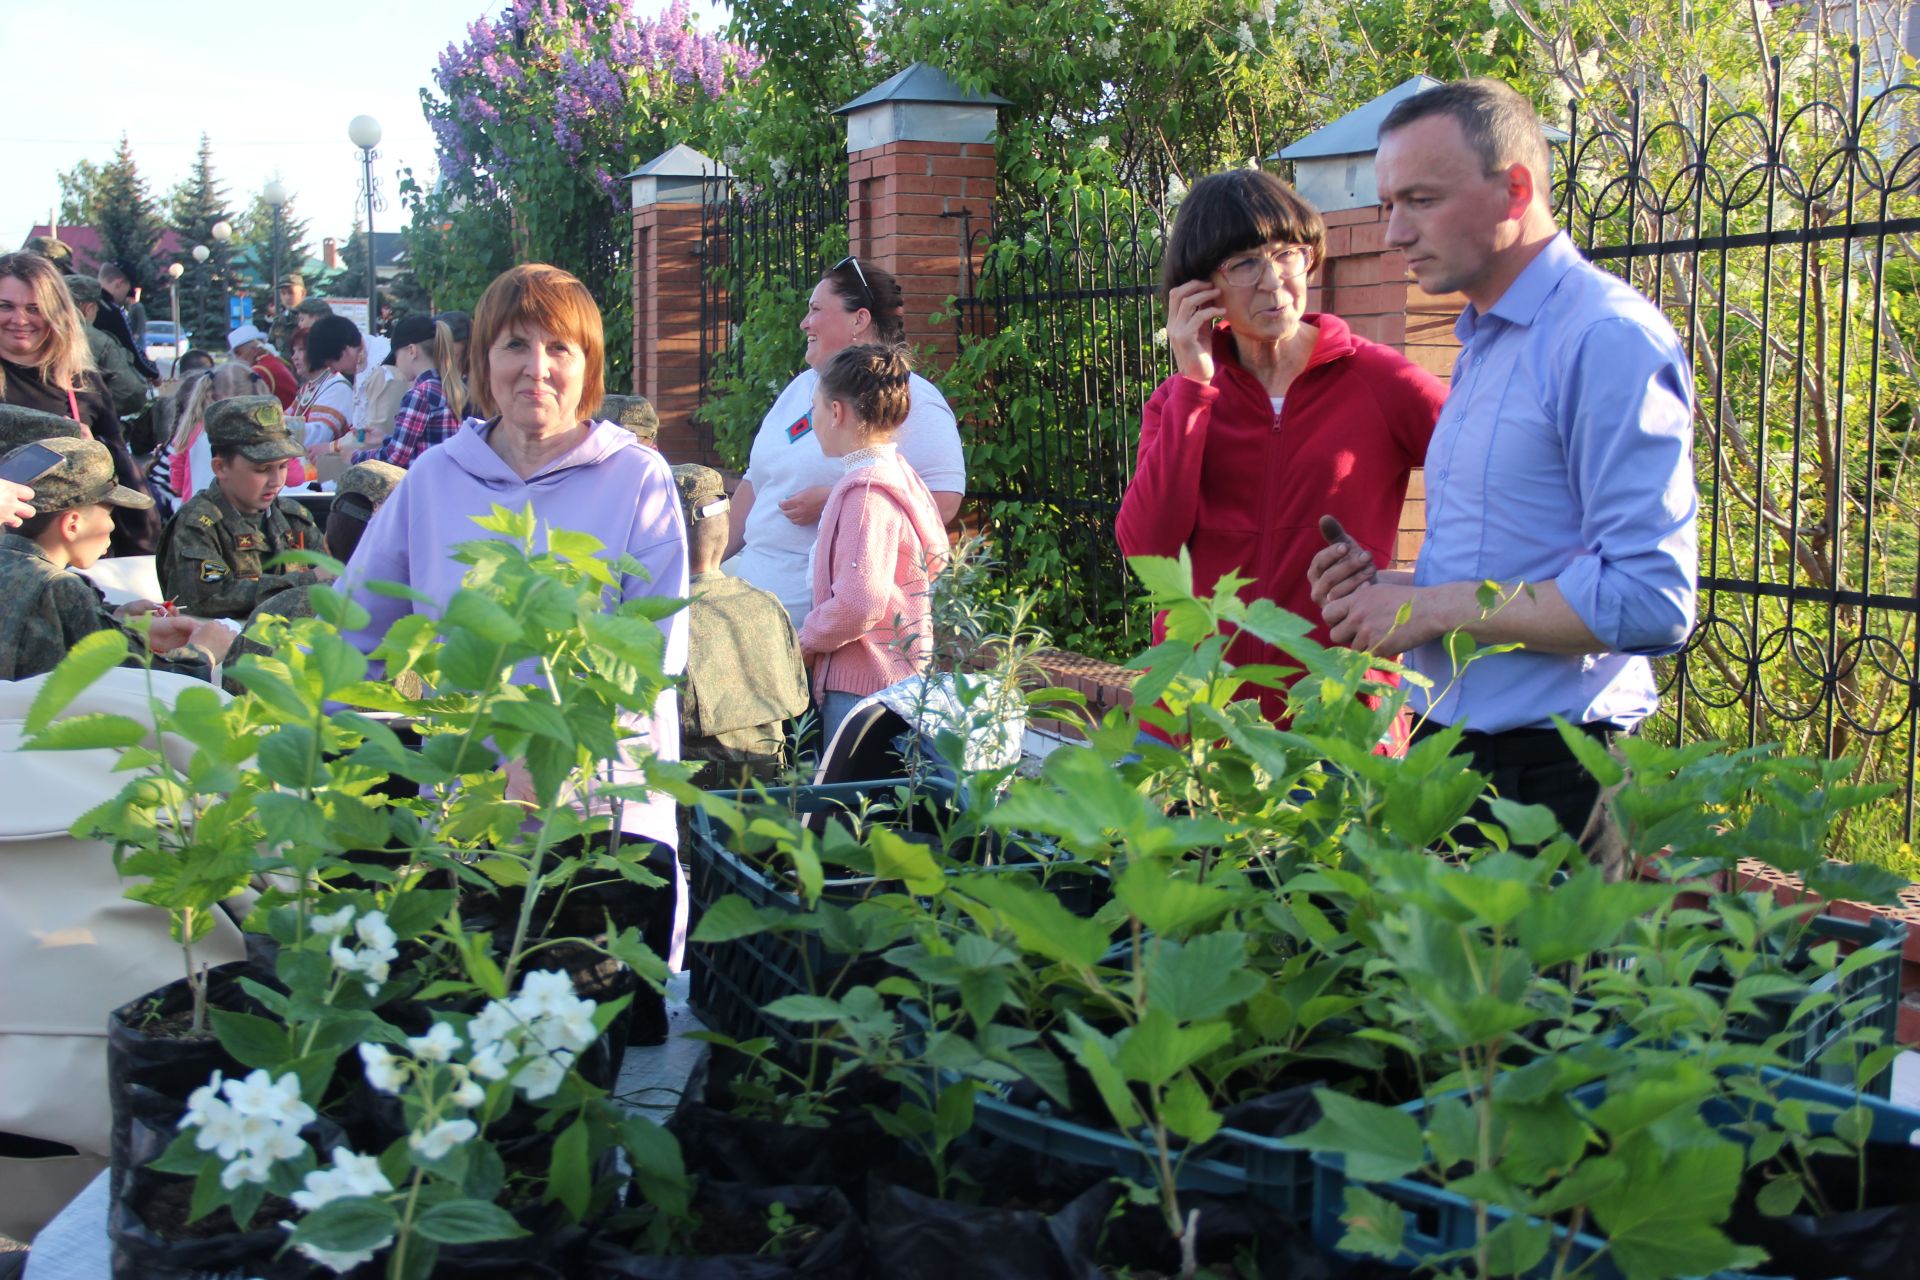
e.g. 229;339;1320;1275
1116;169;1445;734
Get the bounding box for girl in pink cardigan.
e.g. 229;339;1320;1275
798;344;952;744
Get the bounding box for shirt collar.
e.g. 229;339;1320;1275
1;532;53;565
1454;231;1583;341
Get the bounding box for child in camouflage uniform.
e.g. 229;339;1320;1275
0;429;236;681
156;395;325;619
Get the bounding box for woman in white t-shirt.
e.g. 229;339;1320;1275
723;257;966;624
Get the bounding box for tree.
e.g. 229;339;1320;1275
92;135;163;289
165;135;242;349
232;187;314;324
56;159;106;227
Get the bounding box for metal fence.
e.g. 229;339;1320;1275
1561;61;1920;843
698;176;848;406
950;190;1173;649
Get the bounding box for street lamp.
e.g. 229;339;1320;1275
348;114;383;335
191;244;209;350
264;180;288;321
167;262;184;375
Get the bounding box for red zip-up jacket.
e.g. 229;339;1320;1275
1116;313;1446;730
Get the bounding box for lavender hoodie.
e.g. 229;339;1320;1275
341;418;689;849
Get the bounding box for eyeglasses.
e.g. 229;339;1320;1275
1218;245;1313;287
833;255;876;313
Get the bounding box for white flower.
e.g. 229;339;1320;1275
1235;20;1256;51
511;1052;568;1101
221;1152;275;1189
769;155;790;183
310;906;356;938
1089;135;1111;151
354;911;397;954
511;970;577;1019
252;1119;308;1164
469;1000;521;1050
406;1022;461;1063
449;1072;486;1110
1093;36;1121;58
409;1118;478;1160
290;1236;388;1275
183;1071;226;1127
468;1043;515;1082
224;1070;315;1129
359;1043;409;1094
188;1098;251;1160
292;1148;393;1211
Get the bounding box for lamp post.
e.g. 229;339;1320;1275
348;114;382;335
210;220;233;335
264;180;288;322
191;244;209;352
167;262;184;377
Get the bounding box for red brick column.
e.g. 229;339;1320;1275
1306;204;1464;568
845;141;995;371
630;200;718;465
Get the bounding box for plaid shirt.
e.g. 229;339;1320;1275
354;368;458;469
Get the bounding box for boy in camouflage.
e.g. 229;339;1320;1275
246;459;404;627
0;433;236;681
156;396;326;619
673;463;810;787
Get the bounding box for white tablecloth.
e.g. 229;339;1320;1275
21;1172;105;1280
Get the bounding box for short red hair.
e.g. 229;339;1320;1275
467;263;605;421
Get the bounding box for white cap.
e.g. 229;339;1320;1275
227;323;268;351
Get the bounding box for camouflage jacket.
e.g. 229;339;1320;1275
156;485;323;620
0;534;213;682
681;571;811;788
269;314;301;367
86;326;148;418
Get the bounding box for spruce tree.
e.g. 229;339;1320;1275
166;135;242;349
92;135;162;286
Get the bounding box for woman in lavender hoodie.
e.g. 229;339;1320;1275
338;264;688;1032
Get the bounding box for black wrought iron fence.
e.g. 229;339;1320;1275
697;174;847;463
1560;59;1920;850
949;188;1173;652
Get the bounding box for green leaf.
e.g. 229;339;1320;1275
1059;1015;1142;1129
870;827;945;893
1295;1089;1424;1183
1587;1132;1749;1280
689;895;798;943
25;712;148;751
1482;1213;1554;1276
760;995;849;1023
1488;796;1562;846
1755;1173;1806;1217
1115;1008;1232;1087
25;628;129;734
1337;1185;1408;1260
1161;1074;1222;1145
1144;932;1263;1022
1553;717;1624;787
1115;863;1238;936
211;1010;289;1069
290;1194;399;1252
414;1198;530;1245
1833;1103;1874;1149
546;1119;591;1221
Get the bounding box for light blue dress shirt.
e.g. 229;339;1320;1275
1407;232;1698;733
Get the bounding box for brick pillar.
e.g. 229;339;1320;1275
630;201;713;463
836;63;1008;372
844;141;995;368
1306;204;1464;568
626;146;731;465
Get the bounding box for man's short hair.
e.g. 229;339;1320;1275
1160;168;1326;297
97;261;132;286
306;314;363;370
1378;77;1552;191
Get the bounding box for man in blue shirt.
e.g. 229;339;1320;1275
1309;78;1698;864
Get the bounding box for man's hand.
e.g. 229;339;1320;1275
1308;514;1379;606
115;599;161;620
187;620;239;663
777;485;832;526
1322;581;1444;655
0;479;35;528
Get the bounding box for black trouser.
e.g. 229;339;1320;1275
1412;719;1629;871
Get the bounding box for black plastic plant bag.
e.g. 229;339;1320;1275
866;1178;1117;1280
1728;1142;1920;1280
1097;1191;1335;1280
585;1181;864;1279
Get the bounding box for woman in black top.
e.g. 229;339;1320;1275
0;251;159;554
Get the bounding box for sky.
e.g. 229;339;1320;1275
1;0;730;255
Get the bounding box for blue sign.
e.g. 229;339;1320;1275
228;295;254;329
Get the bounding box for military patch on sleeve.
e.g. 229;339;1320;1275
200;560;230;583
234;532;262;551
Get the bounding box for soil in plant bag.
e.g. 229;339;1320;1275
1094;1193;1338;1280
866;1177;1118;1280
109;1171;314;1279
585;1181;864;1279
668;1068;902;1211
1727;1142;1920;1280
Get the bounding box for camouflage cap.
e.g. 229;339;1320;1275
296;297;334;318
206;396;304;463
600;395;661;446
0;405;87;452
277;272;306;289
22;235;73;264
5;437;153;513
671;464;729;526
334;460;405;510
63;274;103;306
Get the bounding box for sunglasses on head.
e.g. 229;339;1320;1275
834;255;876;314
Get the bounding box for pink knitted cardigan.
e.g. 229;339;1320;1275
798;448;952;698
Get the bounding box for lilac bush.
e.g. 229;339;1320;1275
408;0;759;383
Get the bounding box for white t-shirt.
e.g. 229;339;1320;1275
727;366;965;623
